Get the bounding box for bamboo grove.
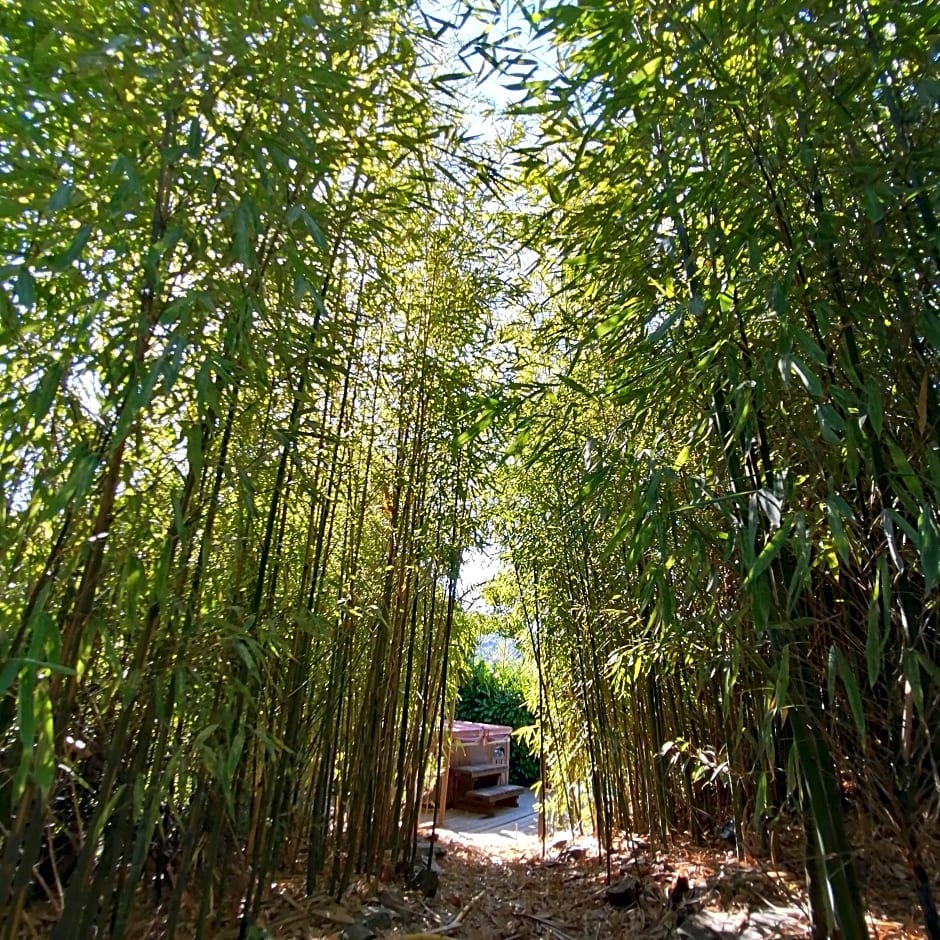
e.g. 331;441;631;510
0;1;502;935
482;0;940;937
2;0;940;938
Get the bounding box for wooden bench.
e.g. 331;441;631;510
455;784;525;817
452;763;507;782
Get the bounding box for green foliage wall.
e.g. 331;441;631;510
455;659;539;786
0;1;502;935
478;0;940;935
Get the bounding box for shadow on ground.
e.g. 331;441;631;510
104;793;929;939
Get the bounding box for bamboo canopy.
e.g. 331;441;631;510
2;0;939;938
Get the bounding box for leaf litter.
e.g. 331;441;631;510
23;818;931;938
242;820;931;939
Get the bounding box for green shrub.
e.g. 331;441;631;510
455;659;539;786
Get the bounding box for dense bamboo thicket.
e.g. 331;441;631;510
2;0;940;938
481;1;940;937
0;2;502;936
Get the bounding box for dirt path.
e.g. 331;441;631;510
388;829;810;939
234;824;923;940
108;808;929;939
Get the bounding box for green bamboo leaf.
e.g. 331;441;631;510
193;723;220;751
558;373;592;397
196;362;222;418
132;773;146;819
826;500;852;565
785;514;811;614
775;643;790;712
228;728;246;780
233;204;256;266
15;266;35;308
827;493;855;521
790;357;822;398
750;577;772;635
123;554;145;622
918;507;939;594
159;292;197;326
885;439;924;501
791;714;868;936
34;682;55;793
186;116;202;156
781;355;822;397
646;309;681;343
629;56;662;85
876;554;891;635
594;311;626;339
0;659;19;699
300;209;328;251
862;186;884;223
232;639;260;679
579;466;608;499
46;182;74;213
294;273;313;304
816;404;845;443
186;422;203;479
49;224;93;271
47;447;99;515
919;310;940;351
836;648;865;741
432;71;473;84
770;281;788;316
914;651;940;690
866;599;882;688
238;468;257;519
30;358;66;423
456;403;498;446
745;523;790;585
794;328;829;365
18;667;35;749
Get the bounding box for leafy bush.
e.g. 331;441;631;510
455;659;539;786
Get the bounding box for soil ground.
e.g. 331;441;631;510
244;791;929;939
20;790;933;938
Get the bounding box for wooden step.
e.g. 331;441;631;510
456;784;525;817
451;763;507;779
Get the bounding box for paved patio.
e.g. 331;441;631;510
419;787;546;849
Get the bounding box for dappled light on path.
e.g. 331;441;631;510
26;803;928;939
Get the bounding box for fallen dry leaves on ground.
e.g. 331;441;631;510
19;821;934;938
242;822;930;940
